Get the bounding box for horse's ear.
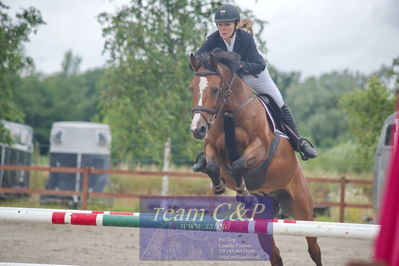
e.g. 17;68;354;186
209;53;218;68
189;52;199;71
210;53;225;75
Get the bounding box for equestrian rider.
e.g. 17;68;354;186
192;4;317;172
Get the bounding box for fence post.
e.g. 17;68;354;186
161;138;171;197
339;176;346;223
81;166;91;210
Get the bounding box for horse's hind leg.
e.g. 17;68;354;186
289;176;322;266
306;236;322;266
254;194;283;265
257;234;283;266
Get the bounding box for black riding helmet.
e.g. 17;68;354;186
214;4;240;39
214;4;240;22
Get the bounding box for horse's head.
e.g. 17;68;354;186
188;49;240;140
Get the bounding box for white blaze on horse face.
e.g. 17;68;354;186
197;76;208;105
191;77;208;132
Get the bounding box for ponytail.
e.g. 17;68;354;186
238;18;253;35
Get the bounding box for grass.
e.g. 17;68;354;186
313;206;376;224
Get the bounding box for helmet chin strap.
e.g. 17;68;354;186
229;20;239;39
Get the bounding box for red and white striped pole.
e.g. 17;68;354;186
0;207;379;240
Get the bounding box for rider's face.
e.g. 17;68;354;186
217;21;236;41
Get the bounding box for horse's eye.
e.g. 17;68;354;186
211;87;219;95
188;87;193;91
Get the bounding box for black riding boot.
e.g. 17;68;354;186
281;104;317;160
192;152;207;172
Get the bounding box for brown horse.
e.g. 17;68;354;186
188;49;322;266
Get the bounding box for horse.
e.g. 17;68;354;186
188;49;322;266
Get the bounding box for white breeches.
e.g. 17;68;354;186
241;67;285;108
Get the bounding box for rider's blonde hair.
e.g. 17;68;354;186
238;18;253;35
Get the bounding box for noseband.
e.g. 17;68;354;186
191;70;235;127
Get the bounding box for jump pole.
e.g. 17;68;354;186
0;207;376;228
0;207;379;240
0;207;374;228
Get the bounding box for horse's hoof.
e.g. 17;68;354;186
210;181;225;195
213;186;225;195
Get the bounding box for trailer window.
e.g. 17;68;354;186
385;124;396;146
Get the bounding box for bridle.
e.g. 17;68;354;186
191;67;257;130
191;70;235;128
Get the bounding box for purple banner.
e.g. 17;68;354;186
139;196;275;261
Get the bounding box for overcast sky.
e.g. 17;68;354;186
5;0;399;79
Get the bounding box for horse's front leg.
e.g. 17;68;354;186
205;145;225;195
232;139;263;206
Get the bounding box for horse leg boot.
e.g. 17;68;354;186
204;148;225;195
231;139;265;208
206;159;225;195
232;158;257;208
192;152;207;172
280;104;317;160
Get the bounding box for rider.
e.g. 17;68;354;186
192;4;317;172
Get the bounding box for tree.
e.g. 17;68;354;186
286;71;364;147
61;50;82;76
15;65;106;153
268;65;301;99
98;0;266;165
0;1;44;143
390;56;399;95
339;76;396;171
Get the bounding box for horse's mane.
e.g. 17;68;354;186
196;48;242;74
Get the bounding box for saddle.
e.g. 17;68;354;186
256;93;286;135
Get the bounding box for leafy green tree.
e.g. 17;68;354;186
339;76;396;171
98;0;266;165
390;56;399;95
286;71;364;147
0;1;44;143
15;51;106;153
61;50;82;76
370;56;399;95
268;65;301;99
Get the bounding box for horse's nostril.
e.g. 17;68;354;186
199;126;207;134
192;125;207;139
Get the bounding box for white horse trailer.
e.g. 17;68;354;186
40;122;111;206
373;112;398;214
0;121;33;198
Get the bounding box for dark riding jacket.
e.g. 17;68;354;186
196;29;266;75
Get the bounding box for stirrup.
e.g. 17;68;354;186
298;138;317;161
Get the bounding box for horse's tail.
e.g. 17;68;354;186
239;18;253;35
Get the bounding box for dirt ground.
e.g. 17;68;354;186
0;221;373;266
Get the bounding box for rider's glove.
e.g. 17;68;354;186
238;62;258;78
238;62;250;75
